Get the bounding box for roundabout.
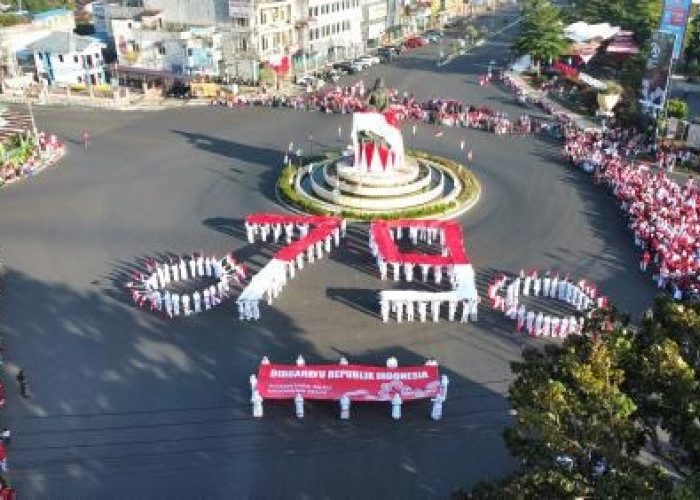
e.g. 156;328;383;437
0;13;662;498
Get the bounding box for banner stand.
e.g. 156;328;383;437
249;356;450;421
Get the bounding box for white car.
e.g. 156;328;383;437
350;60;365;72
358;54;380;65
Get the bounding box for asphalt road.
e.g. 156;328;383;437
0;7;660;498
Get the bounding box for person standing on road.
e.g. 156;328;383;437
16;370;27;398
82;131;90;150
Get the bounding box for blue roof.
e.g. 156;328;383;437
32;9;73;20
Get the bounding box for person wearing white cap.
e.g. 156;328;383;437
179;258;188;281
164;291;173;317
203;288;211;310
532;274;541;297
542;273;551;299
550;274;559;299
535;312;544;336
172;293;181;316
406;301;415;322
193;290;202;313
516;304;526;332
171;261;180;282
182;294;191;316
526;310;535;335
543;315;552;337
469;297;479;322
551;316;561;337
189;256;197;279
197;255;205;277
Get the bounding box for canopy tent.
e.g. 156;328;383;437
564;22;620;43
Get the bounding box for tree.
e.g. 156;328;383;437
667;98;689;120
685;13;700;63
458;298;700;497
619;297;700;478
512;0;568;75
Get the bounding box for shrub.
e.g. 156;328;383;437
667;98;689;120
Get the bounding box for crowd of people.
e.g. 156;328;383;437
563;122;700;300
0;132;64;187
209;79;549;136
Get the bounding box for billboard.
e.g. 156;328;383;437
660;0;692;58
640;31;676;111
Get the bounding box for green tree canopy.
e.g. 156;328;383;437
458;297;700;498
512;0;568;72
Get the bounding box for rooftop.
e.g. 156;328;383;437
27;31;105;54
31;8;73;20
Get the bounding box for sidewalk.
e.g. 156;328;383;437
505;72;603;131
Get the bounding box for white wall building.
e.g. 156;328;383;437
306;0;363;60
27;32;106;86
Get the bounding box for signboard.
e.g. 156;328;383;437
660;0;692;58
257;363;440;401
229;0;252;17
640;31;676;110
686;123;700;148
368;21;386;40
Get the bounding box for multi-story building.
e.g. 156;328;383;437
363;0;387;48
27;32;106;86
225;0;297;80
304;0;363;61
111;10;224;76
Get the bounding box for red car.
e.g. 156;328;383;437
403;37;426;49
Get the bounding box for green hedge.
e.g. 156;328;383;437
277;151;479;220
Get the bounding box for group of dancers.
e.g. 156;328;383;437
488;270;607;338
126;253;246;317
379;294;479;324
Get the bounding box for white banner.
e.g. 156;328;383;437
368;22;386;40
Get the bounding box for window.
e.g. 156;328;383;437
58;54;64;62
308;8;312;17
261;36;269;51
77;76;82;83
158;45;166;55
37;52;43;59
127;22;132;28
74;55;79;63
187;48;193;57
313;6;318;16
95;53;100;59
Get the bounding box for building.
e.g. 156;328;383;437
305;0;363;62
112;14;224;77
363;0;387;48
225;0;298;80
27;32;106;86
30;8;76;31
143;0;230;26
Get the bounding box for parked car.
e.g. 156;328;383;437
350;60;365;72
357;54;380;66
320;69;342;83
353;58;372;70
167;82;191;99
403;36;426;49
424;31;442;44
333;62;356;75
